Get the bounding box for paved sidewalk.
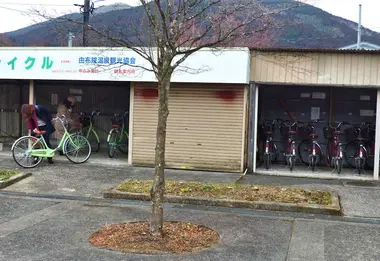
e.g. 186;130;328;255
1;150;379;218
0;195;379;261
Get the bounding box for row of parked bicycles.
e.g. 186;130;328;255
261;119;375;174
11;110;130;168
73;110;129;158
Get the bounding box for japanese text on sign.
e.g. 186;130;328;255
7;56;54;70
78;56;136;65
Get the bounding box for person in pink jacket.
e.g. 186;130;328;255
20;104;55;164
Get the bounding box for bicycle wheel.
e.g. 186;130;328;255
107;129;118;158
356;158;365;174
264;153;271;170
326;140;334;167
336;158;342;174
12;136;45;168
311;156;316;171
117;130;129;154
289;156;295;171
82;127;100;153
64;134;92;164
343;141;359;169
299;140;322;167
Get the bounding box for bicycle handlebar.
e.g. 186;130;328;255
263;119;277;127
329;121;349;130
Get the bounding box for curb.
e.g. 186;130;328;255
104;189;342;216
0;172;32;189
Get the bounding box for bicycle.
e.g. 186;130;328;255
278;119;302;171
106;111;129;158
344;122;375;174
298;119;323;172
11;115;92;168
76;110;101;153
326;121;349;174
261;119;278;170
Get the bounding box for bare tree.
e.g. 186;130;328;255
31;0;306;238
95;0;305;238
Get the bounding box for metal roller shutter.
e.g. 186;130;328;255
131;83;247;172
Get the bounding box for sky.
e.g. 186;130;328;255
0;0;379;33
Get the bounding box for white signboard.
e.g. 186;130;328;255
360;109;374;117
360;95;370;101
311;107;320;120
312;92;326;99
0;47;250;84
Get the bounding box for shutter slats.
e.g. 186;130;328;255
132;84;245;171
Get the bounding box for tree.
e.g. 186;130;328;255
33;0;305;238
96;0;304;238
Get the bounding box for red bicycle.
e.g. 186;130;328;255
326;121;348;174
278;119;302;171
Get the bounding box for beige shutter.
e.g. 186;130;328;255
131;83;246;172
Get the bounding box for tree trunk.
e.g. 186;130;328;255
149;71;171;238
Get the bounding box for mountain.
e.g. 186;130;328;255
4;1;380;49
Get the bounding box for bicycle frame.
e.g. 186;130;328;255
282;121;298;156
329;122;346;162
263;120;276;156
12;117;75;158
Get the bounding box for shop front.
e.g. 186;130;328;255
0;47;250;172
248;49;380;180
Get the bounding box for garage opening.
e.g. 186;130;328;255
35;80;131;159
256;84;376;178
0;80;29;144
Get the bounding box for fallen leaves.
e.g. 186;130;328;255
117;180;332;205
89;221;219;254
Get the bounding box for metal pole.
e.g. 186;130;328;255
68;32;73;47
357;4;362;49
252;85;259;173
83;0;90;47
373;89;380;180
28;80;35;136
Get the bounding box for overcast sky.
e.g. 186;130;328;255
0;0;379;33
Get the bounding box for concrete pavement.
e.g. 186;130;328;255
0;149;379;219
0;195;380;261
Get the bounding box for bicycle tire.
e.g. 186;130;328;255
107;129;118;158
326;139;334;167
357;158;365;174
298;139;323;166
364;142;374;170
311;156;316;171
344;141;361;169
64;134;92;164
336;158;342;174
289;156;295;171
117;130;129;154
82;127;100;153
264;153;270;170
12;136;45;168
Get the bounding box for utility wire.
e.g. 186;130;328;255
0;2;75;7
0;5;32;14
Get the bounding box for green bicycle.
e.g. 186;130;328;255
12;115;92;168
107;111;129;158
76;110;101;152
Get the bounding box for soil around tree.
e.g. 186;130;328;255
89;221;219;254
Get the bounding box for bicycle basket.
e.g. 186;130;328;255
79;115;91;127
111;115;123;126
